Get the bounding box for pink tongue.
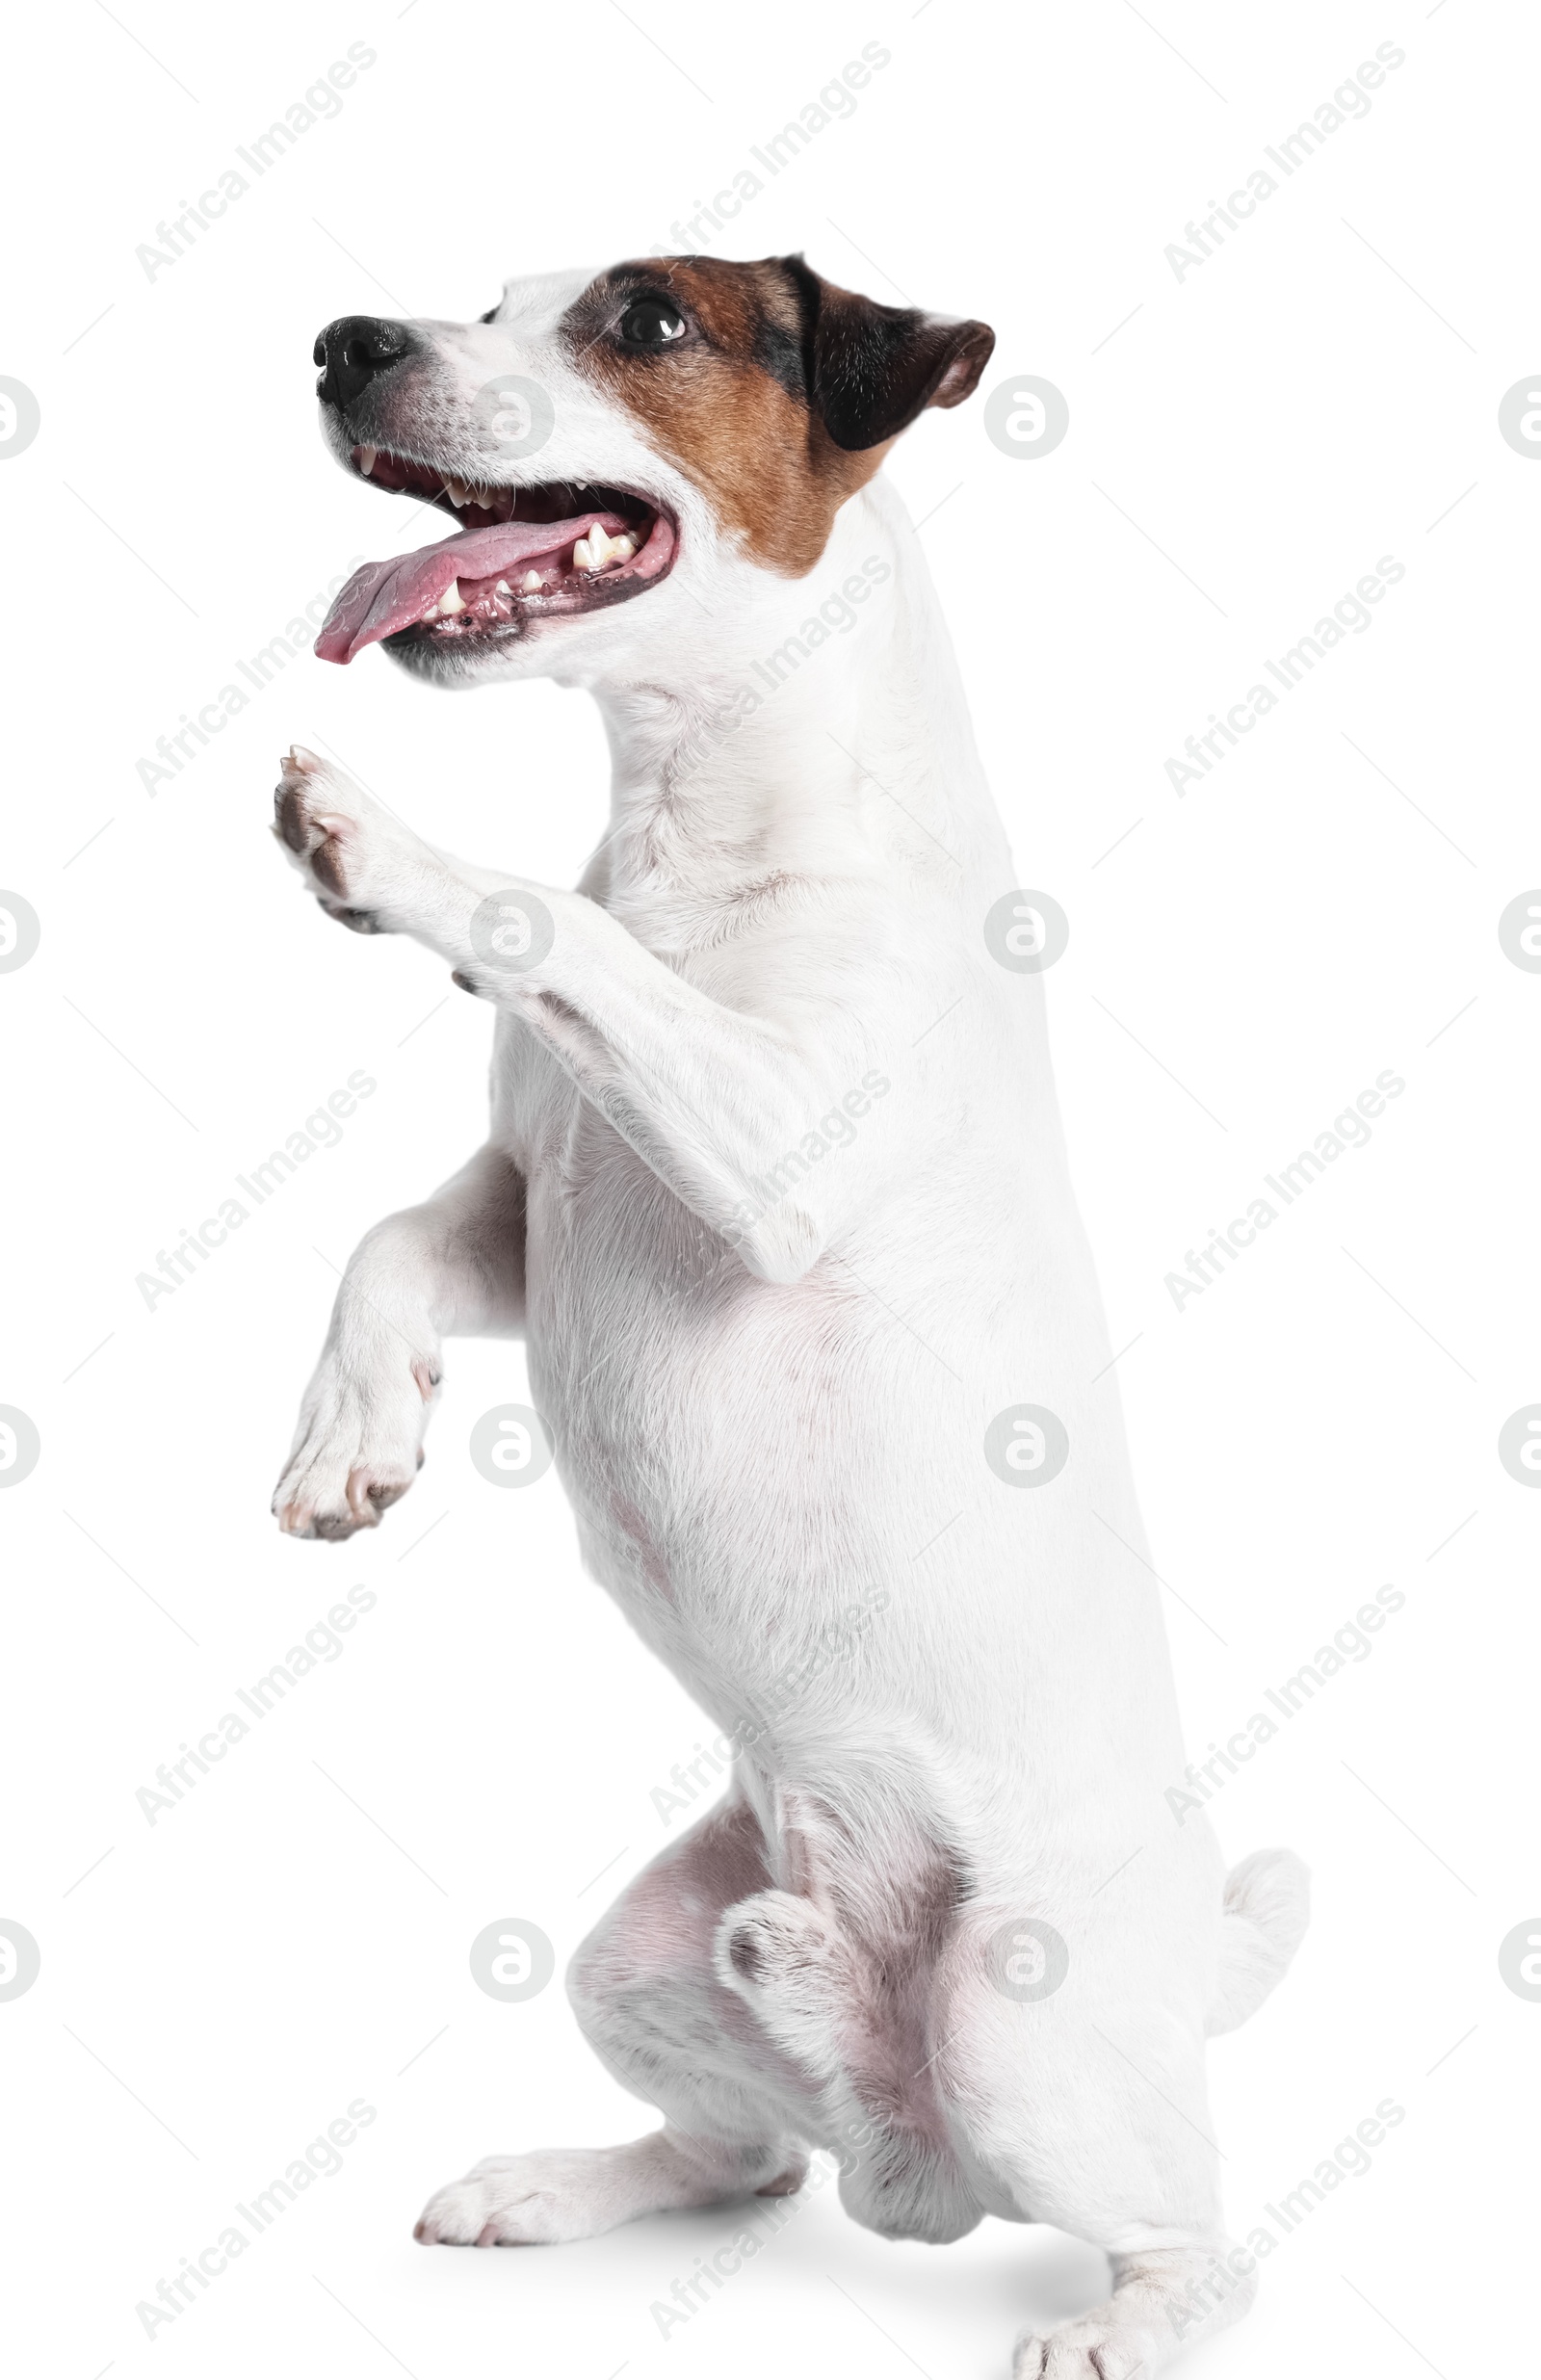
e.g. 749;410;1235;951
316;511;625;664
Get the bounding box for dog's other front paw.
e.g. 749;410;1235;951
273;1348;440;1540
272;745;430;934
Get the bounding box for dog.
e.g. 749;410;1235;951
271;253;1308;2377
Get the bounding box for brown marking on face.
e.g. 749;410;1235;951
565;256;890;575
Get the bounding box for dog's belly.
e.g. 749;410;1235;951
523;1130;939;1592
496;1050;1188;1824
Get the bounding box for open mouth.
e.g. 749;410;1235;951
315;449;676;666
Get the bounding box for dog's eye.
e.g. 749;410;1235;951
479;301;501;324
617;298;688;350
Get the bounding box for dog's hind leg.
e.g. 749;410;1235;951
936;1921;1259;2377
414;1796;816;2248
713;1871;984;2246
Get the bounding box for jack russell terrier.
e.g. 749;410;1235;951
271;253;1308;2378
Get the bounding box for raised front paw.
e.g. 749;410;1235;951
273;1346;440;1540
272;745;430;934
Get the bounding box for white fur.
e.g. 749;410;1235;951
274;273;1308;2375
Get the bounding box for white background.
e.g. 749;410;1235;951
2;2;1533;2374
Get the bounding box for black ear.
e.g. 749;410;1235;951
783;256;995;453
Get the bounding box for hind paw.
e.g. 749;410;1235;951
1014;2324;1148;2379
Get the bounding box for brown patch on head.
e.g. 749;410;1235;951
562;255;994;577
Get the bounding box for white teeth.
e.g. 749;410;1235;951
430;473;505;511
436;583;466;615
357;445;378;477
579;523;636;573
494;578;513;595
521;570;542;592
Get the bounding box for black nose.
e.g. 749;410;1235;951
313;315;419;412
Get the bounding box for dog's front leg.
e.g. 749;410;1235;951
274;1139;525;1539
275;748;899;1283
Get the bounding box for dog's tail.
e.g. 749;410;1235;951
1206;1846;1310;2034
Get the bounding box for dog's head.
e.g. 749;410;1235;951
311;255;993;684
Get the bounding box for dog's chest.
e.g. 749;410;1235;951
489;1004;741;1308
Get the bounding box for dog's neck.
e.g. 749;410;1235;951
572;478;1009;923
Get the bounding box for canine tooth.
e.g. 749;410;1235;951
572;536;593;571
437;583;466;615
443;476;468;507
357;444;378;476
521;570;542;592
